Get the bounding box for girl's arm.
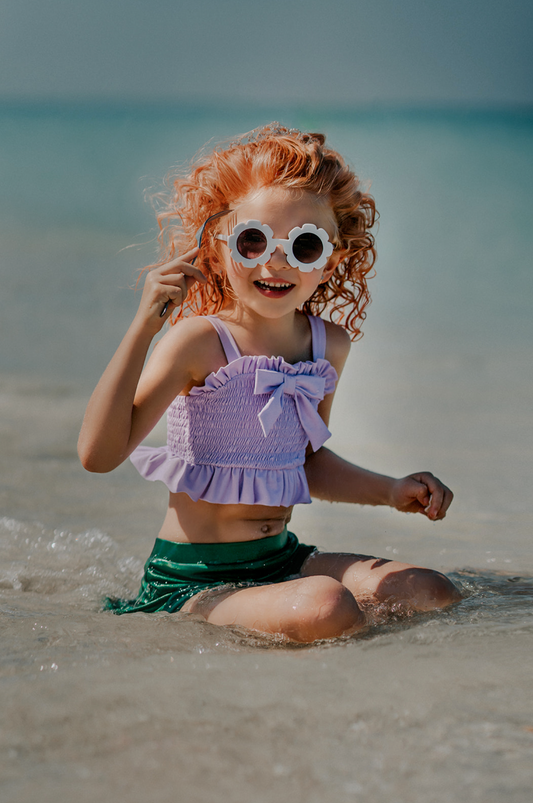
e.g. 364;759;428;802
305;448;453;520
78;248;205;472
305;322;453;521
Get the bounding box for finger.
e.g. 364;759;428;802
431;484;454;520
416;472;451;520
184;273;200;293
155;273;189;314
149;267;205;321
160;262;206;285
163;246;200;265
159;271;205;304
159;248;206;282
153;259;207;318
410;475;432;510
156;271;199;289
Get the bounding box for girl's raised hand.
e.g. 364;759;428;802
389;472;453;521
136;247;205;331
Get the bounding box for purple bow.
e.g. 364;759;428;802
254;368;331;451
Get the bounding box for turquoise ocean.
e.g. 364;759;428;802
1;104;532;802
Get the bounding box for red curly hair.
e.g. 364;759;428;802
149;123;377;340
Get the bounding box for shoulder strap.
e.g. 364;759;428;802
307;315;326;361
206;316;242;363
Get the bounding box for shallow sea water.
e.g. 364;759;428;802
1;105;532;801
1;511;532;803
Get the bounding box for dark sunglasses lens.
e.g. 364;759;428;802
293;232;324;264
236;228;268;260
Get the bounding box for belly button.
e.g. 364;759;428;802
261;524;271;534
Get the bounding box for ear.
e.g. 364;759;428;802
319;252;343;284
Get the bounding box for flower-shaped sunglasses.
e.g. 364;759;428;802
216;220;334;272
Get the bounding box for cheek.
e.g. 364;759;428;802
304;269;328;292
223;260;255;292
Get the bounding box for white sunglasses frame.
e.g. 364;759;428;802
216;220;334;272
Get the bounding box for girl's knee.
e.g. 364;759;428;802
377;567;461;612
282;575;365;642
415;570;462;610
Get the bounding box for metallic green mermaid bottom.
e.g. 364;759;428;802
106;529;316;614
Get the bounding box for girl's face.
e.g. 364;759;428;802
219;186;340;319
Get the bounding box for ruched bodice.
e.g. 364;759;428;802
130;315;338;506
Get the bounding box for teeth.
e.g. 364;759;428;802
256;280;293;289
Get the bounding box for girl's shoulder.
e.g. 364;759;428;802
152;315;228;385
156;315;221;357
163;313;217;341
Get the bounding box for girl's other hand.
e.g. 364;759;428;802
389;472;453;521
136;247;204;331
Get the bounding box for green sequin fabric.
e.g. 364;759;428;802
106;529;315;614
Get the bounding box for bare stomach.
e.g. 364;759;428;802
157;492;294;544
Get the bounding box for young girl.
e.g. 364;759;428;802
78;124;461;643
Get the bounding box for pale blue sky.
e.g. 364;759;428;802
0;0;531;106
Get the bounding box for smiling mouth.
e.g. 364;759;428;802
254;279;295;295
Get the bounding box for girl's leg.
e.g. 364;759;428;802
182;574;366;643
301;552;462;614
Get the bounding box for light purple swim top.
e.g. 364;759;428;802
130;315;338;506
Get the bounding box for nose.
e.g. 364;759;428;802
266;244;290;269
